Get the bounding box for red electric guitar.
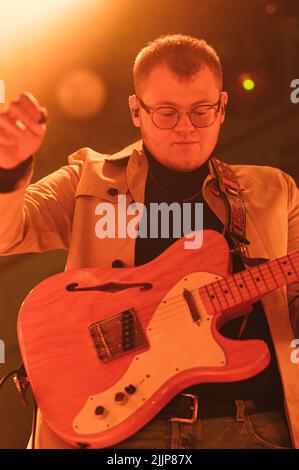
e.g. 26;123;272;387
18;230;299;448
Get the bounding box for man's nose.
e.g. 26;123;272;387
174;112;195;131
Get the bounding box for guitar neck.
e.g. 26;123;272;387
199;250;299;314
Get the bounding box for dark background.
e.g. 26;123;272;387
0;0;298;448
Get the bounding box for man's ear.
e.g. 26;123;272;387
128;95;141;128
220;91;228;124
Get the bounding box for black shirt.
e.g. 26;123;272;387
135;147;284;402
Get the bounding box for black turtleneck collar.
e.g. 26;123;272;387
143;144;211;202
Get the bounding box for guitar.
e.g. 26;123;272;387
18;230;299;448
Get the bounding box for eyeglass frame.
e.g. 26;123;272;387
135;93;224;130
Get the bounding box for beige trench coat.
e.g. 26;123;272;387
0;140;298;448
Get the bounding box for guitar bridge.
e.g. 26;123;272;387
89;308;148;362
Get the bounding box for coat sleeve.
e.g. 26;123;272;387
0;150;85;255
285;172;299;337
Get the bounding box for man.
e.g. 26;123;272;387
0;34;298;449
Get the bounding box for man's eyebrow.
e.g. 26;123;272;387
153;98;217;106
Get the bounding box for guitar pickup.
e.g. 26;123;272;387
89;308;148;363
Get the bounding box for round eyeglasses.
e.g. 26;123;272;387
136;95;222;130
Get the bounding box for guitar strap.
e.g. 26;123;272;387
209;158;270;339
210;157;250;258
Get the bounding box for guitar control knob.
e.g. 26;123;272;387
115;392;126;402
95;406;106;416
125;384;136;395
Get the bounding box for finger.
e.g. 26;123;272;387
19;92;44;121
38;107;48;124
0;114;24;136
7;102;46;135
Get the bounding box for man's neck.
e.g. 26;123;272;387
143;145;211;201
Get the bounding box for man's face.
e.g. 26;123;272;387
129;63;228;172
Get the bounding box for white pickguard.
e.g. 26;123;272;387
73;271;226;435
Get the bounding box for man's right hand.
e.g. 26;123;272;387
0;92;47;169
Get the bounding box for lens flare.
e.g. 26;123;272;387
0;0;99;42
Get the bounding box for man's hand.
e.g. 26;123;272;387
0;92;47;169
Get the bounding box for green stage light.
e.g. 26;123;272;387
242;78;255;91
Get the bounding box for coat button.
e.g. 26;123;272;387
107;187;118;196
112;259;124;268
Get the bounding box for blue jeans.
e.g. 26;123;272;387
110;400;292;449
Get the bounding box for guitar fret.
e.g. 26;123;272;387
259;263;278;291
241;269;260;299
288;255;298;276
250;265;268;293
239;271;252;298
225;276;243;304
198;249;299;315
277;257;297;283
210;283;224;311
215;281;233;310
277;257;289;280
267;261;280;287
233;274;246;300
289;252;299;276
205;283;222;312
274;258;287;284
217;279;235;308
200;286;217;314
213;281;230;309
224;278;237;303
291;252;299;275
232;272;250;301
247;269;261;296
257;265;270;290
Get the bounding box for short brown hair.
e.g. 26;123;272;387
133;34;222;94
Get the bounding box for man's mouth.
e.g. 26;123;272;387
172;141;198;145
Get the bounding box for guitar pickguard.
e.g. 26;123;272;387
73;271;226;436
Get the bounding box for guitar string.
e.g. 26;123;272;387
87;269;279;344
58;256;299;358
107;304;212;347
96;296;267;357
98;253;299;317
91;265;297;355
116;258;295;318
87;261;297;328
44;262;297;358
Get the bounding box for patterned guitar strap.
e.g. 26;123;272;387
209;157;266;337
210;157;250;257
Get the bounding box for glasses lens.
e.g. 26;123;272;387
152;107;179;129
191;107;218;128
